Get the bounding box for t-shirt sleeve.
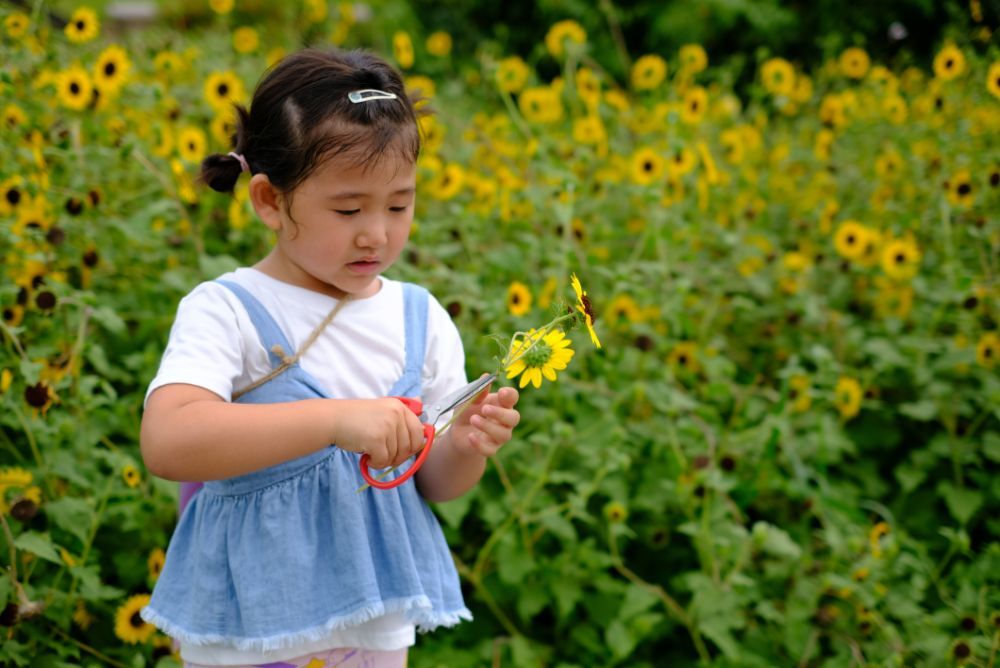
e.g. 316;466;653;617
144;282;248;406
422;294;468;422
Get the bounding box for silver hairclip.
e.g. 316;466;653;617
348;89;398;103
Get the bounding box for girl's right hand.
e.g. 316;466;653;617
331;399;426;469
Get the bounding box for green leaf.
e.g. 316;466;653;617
752;521;802;560
983;432;1000;464
91;305;126;335
14;531;62;564
899;400;937;421
515;582;549;622
605;618;637;660
619;583;659;620
44;497;95;545
938;483;983;526
433;492;472;529
18;359;42;385
0;570;11;605
550;577;582;620
72;565;125;601
199;254;241;279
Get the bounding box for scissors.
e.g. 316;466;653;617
359;373;497;490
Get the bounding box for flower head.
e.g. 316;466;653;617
571;273;601;348
65;7;99;43
504;328;575;389
114;594;155;644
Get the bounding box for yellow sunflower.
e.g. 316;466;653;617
393;31;414;69
667;147;697;177
93;44;131;95
679;44;708;74
977;332;999;369
833;220;870;260
789;375;812;412
426;163;464;200
122;464;141;488
839;47;870;79
606;294;642;328
629;147;664;186
0;467;33;514
114;594;156;644
545;19;586;58
203;71;245;112
880;237;921;281
147;548;165;581
761;58;795;96
504;328;575;389
210;110;238;147
631;54;667;91
572;115;606;146
720;129;745;164
209;0;234;13
153;50;185;82
506;281;532;316
834;376;862;419
681;86;708;124
882;94;908;124
232;26;259;54
64;7;99;43
426;31;452;57
1;369;12;393
933;44;965;81
3;104;26;129
569;274;600;348
0;176;25;216
57;65;93;111
496;56;530;94
5;12;29;39
946;169;974;207
177;126;207;163
987;61;1000;100
668;341;700;373
518;86;563;124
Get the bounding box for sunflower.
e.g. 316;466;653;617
209;0;234;14
834;220;870;260
572;115;606;146
720;129;744;164
393;31;414;69
834;376;862;419
668;341;700;373
426;163;464;200
977;332;999;369
933;44;965;81
3;104;26;129
176;126;207;163
5;12;29;39
603;501;628;523
210;111;238;147
789;375;811;412
575;67;602;108
57;65;94;111
667;147;696;177
496;56;529;94
426;31;452;57
122;464;141;488
504;328;575;389
880;237;921;281
987;62;1000;100
203;71;245;112
681;86;708;124
153;50;185;82
114;594;156;644
0;369;11;393
544;19;586;58
232;26;259;54
606;294;641;328
631;54;667;91
882;94;908;125
93;45;130;95
147;548;165;581
571;273;601;348
839;47;870;79
819;94;847;128
0;467;33;514
0;176;25;216
518;86;563;124
506;281;532;316
64;7;99;43
761;58;795;96
629;147;664;186
679;44;708;74
946;169;974;207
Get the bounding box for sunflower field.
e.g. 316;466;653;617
1;1;999;666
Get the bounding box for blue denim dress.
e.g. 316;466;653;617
141;280;471;653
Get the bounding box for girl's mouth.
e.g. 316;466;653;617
347;259;381;274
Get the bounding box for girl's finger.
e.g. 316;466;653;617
471;414;511;444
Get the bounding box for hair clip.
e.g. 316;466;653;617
348;89;398;103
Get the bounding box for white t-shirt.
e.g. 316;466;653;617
146;268;467;664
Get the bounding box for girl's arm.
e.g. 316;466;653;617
140;383;426;481
415;386;520;503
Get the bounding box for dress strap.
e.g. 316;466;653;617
401;283;429;377
215;279;295;369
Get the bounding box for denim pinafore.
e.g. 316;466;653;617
141;280;471;653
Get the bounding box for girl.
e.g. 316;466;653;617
139;48;520;667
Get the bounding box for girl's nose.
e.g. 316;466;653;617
356;218;388;248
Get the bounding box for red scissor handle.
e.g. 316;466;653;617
359;397;436;490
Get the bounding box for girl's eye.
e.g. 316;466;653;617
389;206;408;213
334;209;360;216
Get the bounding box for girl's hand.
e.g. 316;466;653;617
449;383;520;458
331;399;426;469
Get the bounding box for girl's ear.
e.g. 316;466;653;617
248;173;284;232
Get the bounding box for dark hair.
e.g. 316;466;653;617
200;48;421;195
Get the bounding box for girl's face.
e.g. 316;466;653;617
259;153;417;300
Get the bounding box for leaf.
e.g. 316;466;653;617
515;583;548;623
90;305;126;335
494;534;534;585
71;565;125;601
937;482;983;526
198;254;241;279
44;497;95;544
433;492;472;529
18;359;43;385
752;521;802;560
983;432;1000;464
619;583;659;620
899;400;937;421
605;618;637;660
550;577;582;620
14;531;62;564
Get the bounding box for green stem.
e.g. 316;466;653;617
11;403;43;470
65;476;113;600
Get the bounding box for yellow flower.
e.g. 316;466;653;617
93;45;131;95
882;94;908;124
65;7;99;43
232;26;259;54
426;163;464;200
545;19;586;58
977;332;999;369
148;548;165;581
122;464;141;488
946;169;974;207
679;44;708;74
73;599;94;630
668;341;700;373
518;86;563;123
393;31;414;69
666;147;696;178
869;521;889;557
209;0;234;14
0;369;12;393
153;50;185;82
604;501;628;523
506;281;532;316
114;594;156;644
203;71;246;112
789;375;811;412
496;56;530;94
210;110;238;147
0;467;33;514
575;67;602;108
3;104;26;129
0;176;25;216
880;237;921;281
5;12;29;39
177;126;207;163
761;58;795;96
681;86;708;124
629;147;664;186
504;328;575;389
606;294;642;328
57;66;93;111
839;47;870;79
988;62;1000;100
834;376;862;419
405;75;436;101
631;54;667;91
571;273;601;348
834;220;870;260
303;0;327;23
426;31;452;57
933;44;965;81
720;129;744;164
572;115;606;146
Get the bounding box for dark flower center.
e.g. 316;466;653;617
75;20;85;30
957;183;971;195
70;82;80;95
104;62;116;76
217;83;229;96
130;611;144;628
6;188;20;205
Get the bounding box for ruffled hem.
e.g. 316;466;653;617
140;597;472;652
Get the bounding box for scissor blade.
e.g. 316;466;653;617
423;373;497;425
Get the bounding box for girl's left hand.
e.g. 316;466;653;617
451;384;520;458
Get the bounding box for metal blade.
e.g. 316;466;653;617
423;373;497;425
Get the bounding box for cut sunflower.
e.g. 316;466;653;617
504;328;575;389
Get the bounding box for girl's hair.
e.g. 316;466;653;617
200;48;421;195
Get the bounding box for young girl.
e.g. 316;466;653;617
139;48;521;667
